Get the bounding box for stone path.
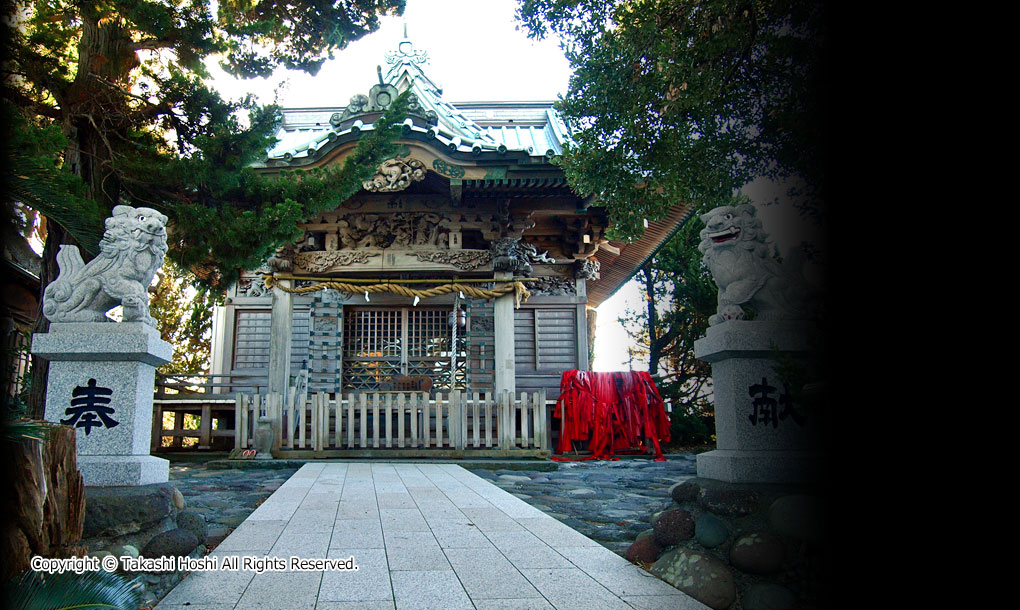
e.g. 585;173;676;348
156;462;708;610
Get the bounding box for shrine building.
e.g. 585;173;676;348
198;37;690;455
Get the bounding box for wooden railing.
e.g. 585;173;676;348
155;373;266;400
235;389;550;457
152;373;267;451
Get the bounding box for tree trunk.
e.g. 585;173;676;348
1;424;86;579
29;10;136;417
643;263;660;376
27;223;77;420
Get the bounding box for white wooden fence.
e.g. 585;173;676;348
235;389;549;455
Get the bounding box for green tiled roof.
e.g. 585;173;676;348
257;36;571;169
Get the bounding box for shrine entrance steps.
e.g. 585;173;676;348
155;462;707;610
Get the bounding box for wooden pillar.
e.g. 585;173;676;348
575;278;590;371
198;404;212;449
209;305;228;392
493;271;516;399
172;411;183;448
268;279;293;397
151;403;163;452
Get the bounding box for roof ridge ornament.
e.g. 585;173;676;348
386;37;429;66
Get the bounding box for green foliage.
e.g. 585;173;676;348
3;569;142;610
150;260;224;375
2;0;409;288
165;88;414;287
217;1;407;77
668;402;715;447
1;328;33;420
517;0;828;238
0;101;106;254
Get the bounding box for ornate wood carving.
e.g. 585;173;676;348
238;276;268;297
332;212;450;250
414;250;493;270
362;158;427;192
491;238;555;276
530;277;576;296
574;258;601;280
294;250;380;272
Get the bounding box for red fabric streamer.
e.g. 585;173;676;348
553;370;671;461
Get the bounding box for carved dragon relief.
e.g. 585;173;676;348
362;158;427;192
530;277;576;296
332;212;451;250
294;250;380;273
414;250;492;270
574;258;601;280
491;238;555;276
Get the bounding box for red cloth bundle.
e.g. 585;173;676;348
553;370;671;461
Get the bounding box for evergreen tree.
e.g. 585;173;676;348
617;213;717;445
516;0;828;237
1;0;409;416
149;260;221;376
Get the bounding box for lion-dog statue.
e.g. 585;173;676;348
43;205;169;325
698;204;815;326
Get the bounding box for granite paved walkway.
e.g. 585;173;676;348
155;462;708;610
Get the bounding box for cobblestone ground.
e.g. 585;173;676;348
167;455;698;556
467;456;699;554
168;462;300;549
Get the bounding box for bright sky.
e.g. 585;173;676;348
207;0;818;374
208;0;573;107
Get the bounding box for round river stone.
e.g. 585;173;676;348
730;531;785;575
769;494;826;545
652;508;695;546
651;547;736;610
695;514;729;548
141;528;199;560
669;479;699;503
176;510;207;544
625;532;662;563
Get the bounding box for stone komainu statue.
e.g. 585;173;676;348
43;205;169;326
698;204;816;326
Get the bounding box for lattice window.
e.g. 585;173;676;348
342;307;465;391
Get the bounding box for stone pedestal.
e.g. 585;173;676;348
32;322;172;486
694;320;823;484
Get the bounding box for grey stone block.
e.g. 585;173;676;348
33;322;170;486
318;548;391;602
693;320;824;484
444;547;541;600
390;570;473;610
520;568;632;610
235;570;323;610
330;519;384;549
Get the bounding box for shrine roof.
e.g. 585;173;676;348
255;37;571;169
250;36;695;310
